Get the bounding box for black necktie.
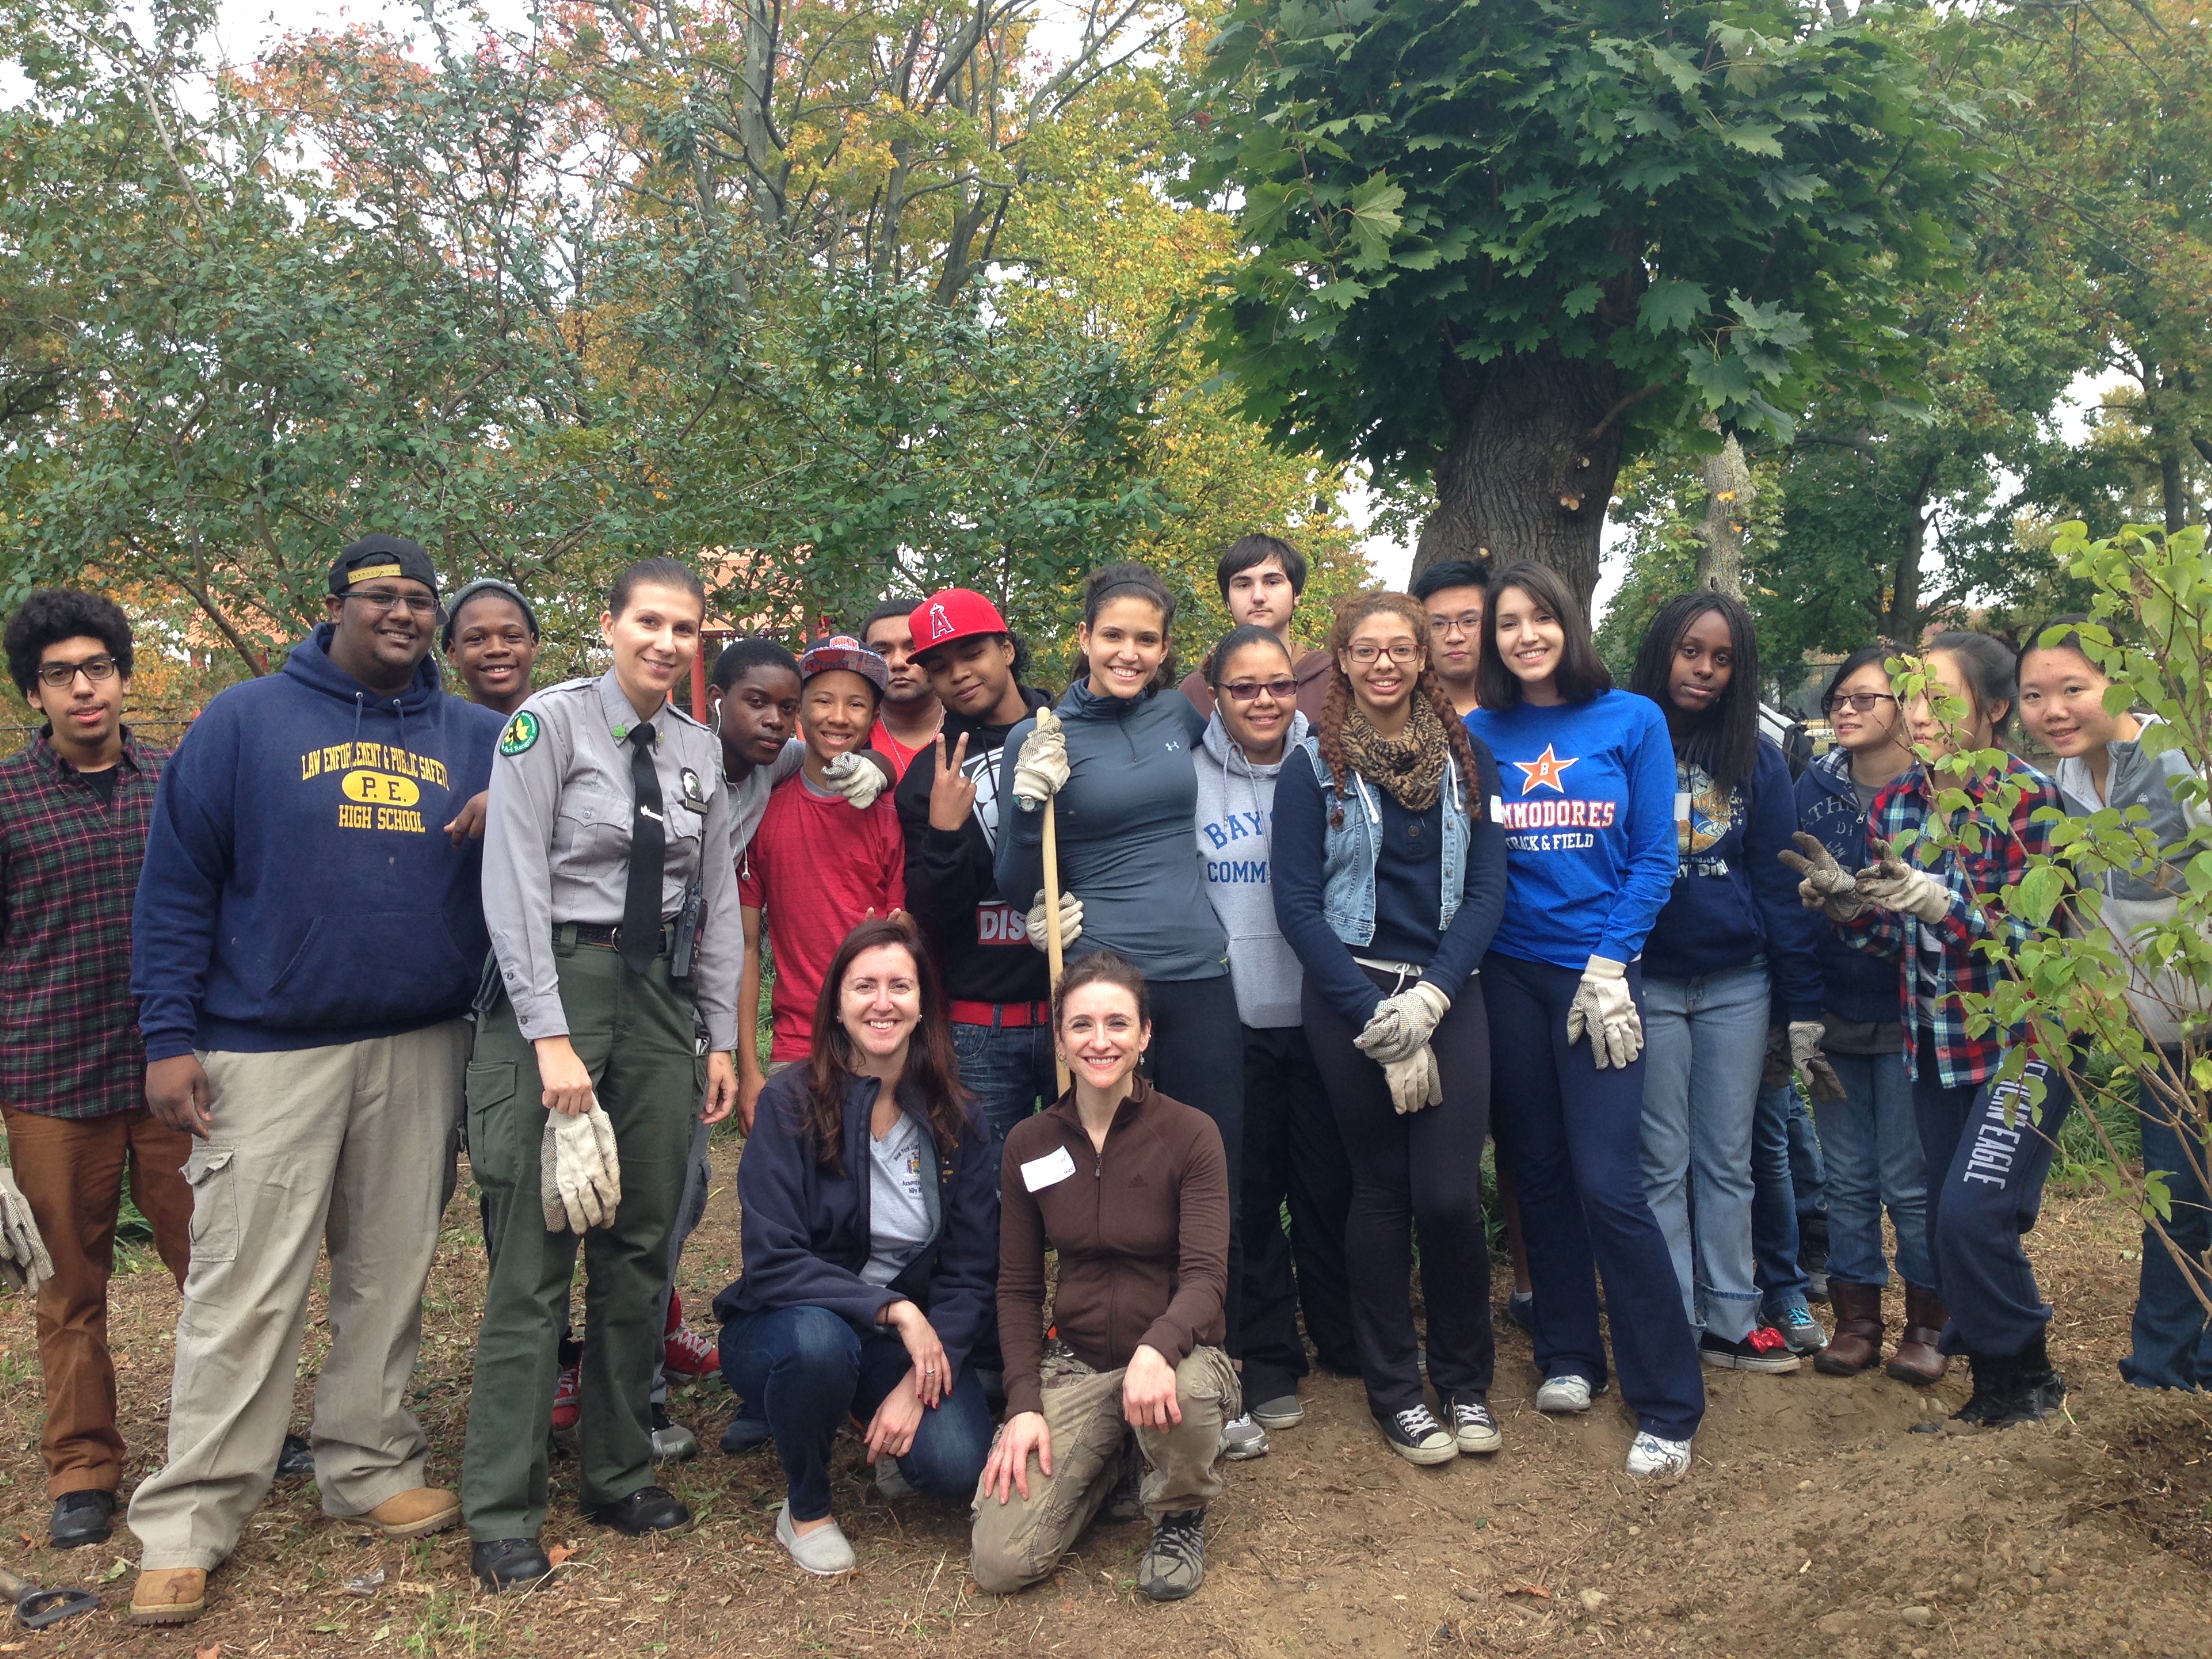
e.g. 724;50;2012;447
621;722;666;975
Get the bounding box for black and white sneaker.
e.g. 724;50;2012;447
1446;1394;1502;1455
1378;1405;1458;1466
1699;1328;1801;1374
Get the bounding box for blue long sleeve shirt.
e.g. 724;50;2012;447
1466;691;1678;969
1641;737;1824;1020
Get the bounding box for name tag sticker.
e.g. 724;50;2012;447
1674;791;1693;824
1489;795;1504;824
1020;1145;1078;1193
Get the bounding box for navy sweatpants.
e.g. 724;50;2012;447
1485;952;1704;1442
1910;1037;2072;1358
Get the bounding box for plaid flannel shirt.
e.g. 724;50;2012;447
0;729;168;1119
1840;754;2059;1089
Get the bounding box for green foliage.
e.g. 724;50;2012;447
1185;0;1988;478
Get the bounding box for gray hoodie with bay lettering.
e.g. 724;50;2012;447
1195;708;1311;1029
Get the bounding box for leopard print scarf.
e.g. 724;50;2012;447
1339;695;1448;812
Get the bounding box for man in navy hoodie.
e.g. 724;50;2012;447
123;536;501;1629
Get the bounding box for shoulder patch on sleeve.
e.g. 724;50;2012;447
498;710;541;757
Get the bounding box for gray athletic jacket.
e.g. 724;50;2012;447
1194;710;1310;1029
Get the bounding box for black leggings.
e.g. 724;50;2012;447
1143;972;1246;1360
1303;969;1495;1417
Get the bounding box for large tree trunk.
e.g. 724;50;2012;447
1411;346;1626;612
1694;415;1749;599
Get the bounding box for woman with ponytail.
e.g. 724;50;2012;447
1271;592;1509;1466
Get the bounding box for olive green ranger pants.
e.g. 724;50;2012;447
460;933;703;1541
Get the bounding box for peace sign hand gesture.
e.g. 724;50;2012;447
927;731;977;832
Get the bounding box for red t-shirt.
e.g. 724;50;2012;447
869;718;933;780
738;775;907;1060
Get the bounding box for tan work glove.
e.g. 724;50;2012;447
541;1101;622;1233
1853;840;1952;925
0;1165;53;1297
1788;1021;1848;1103
1010;707;1069;807
1380;1045;1443;1115
1567;956;1643;1069
1778;832;1868;922
824;750;888;810
1355;981;1452;1065
1025;888;1084;952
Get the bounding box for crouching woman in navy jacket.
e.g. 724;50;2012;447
715;916;998;1576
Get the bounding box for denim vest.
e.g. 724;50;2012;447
1297;735;1470;949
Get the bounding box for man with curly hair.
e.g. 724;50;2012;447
0;589;192;1551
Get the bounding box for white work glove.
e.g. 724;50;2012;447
1566;955;1643;1069
1025;888;1084;952
1355;981;1452;1065
1787;1021;1848;1103
0;1166;54;1298
1010;706;1069;807
824;750;888;810
1380;1045;1443;1115
540;1102;622;1233
1853;840;1952;925
1776;832;1868;922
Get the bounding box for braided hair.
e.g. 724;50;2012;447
1313;592;1482;799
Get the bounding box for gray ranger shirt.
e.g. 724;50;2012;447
483;669;743;1050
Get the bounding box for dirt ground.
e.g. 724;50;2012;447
3;1142;2211;1659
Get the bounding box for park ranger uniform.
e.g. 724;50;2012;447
461;670;741;1542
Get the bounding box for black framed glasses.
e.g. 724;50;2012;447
347;588;441;619
1346;641;1420;665
35;655;119;688
1822;691;1899;715
1427;610;1482;636
1219;676;1298;702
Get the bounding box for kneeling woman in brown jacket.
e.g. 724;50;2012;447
972;951;1236;1603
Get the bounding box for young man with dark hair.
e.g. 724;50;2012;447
125;535;501;1626
895;590;1056;1157
0;590;192;1552
1412;559;1489;718
1177;534;1334;718
442;579;541;717
861;596;943;777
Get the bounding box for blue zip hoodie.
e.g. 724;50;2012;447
1793;748;1900;1026
1641;737;1824;1020
131;625;501;1059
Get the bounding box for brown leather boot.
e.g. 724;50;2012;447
1886;1285;1950;1384
1815;1281;1885;1376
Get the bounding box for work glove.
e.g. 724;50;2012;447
824;750;888;810
1380;1045;1443;1115
1355;981;1452;1065
1777;832;1868;922
1010;706;1069;808
541;1101;622;1233
1025;888;1084;952
1788;1021;1849;1103
0;1166;53;1298
1761;1023;1793;1090
1853;840;1952;925
1566;956;1643;1069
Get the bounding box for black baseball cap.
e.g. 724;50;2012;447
329;534;440;599
441;577;540;649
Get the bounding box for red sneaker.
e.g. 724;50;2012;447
663;1290;718;1378
550;1359;581;1431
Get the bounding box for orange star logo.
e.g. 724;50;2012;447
1514;743;1578;795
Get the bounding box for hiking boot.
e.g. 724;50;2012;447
1989;1330;2066;1428
1250;1393;1305;1431
367;1488;461;1540
129;1567;206;1626
1950;1351;2016;1425
662;1290;718;1377
1378;1405;1457;1465
586;1486;691;1536
650;1403;698;1462
1776;1306;1828;1355
1886;1286;1950;1385
1446;1393;1502;1455
1700;1328;1801;1374
472;1538;552;1592
1535;1374;1595;1413
1816;1280;1885;1376
1136;1510;1207;1601
1220;1413;1269;1460
1624;1431;1692;1482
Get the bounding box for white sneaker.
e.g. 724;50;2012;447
1625;1432;1692;1482
1219;1413;1269;1460
775;1502;857;1575
1535;1374;1593;1413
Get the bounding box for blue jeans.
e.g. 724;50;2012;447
1640;965;1770;1343
951;1017;1058;1168
2123;1052;2212;1390
1811;1048;1933;1290
1752;1083;1811;1320
1486;953;1704;1442
720;1305;993;1522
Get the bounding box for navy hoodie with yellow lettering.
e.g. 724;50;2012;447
132;623;501;1059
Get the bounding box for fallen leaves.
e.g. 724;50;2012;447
546;1542;577;1568
1502;1582;1551;1599
98;1557;129;1583
344;1567;386;1597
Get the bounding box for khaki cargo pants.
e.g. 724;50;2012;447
970;1345;1238;1595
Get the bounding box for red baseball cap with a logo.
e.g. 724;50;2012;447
909;589;1009;657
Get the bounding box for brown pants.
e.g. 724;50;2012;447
1;1107;193;1498
970;1345;1238;1595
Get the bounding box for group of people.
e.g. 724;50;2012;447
0;527;2201;1627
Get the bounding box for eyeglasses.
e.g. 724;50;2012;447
1823;691;1899;715
1346;641;1421;665
347;589;440;618
35;655;119;689
1427;611;1482;636
1220;676;1297;702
